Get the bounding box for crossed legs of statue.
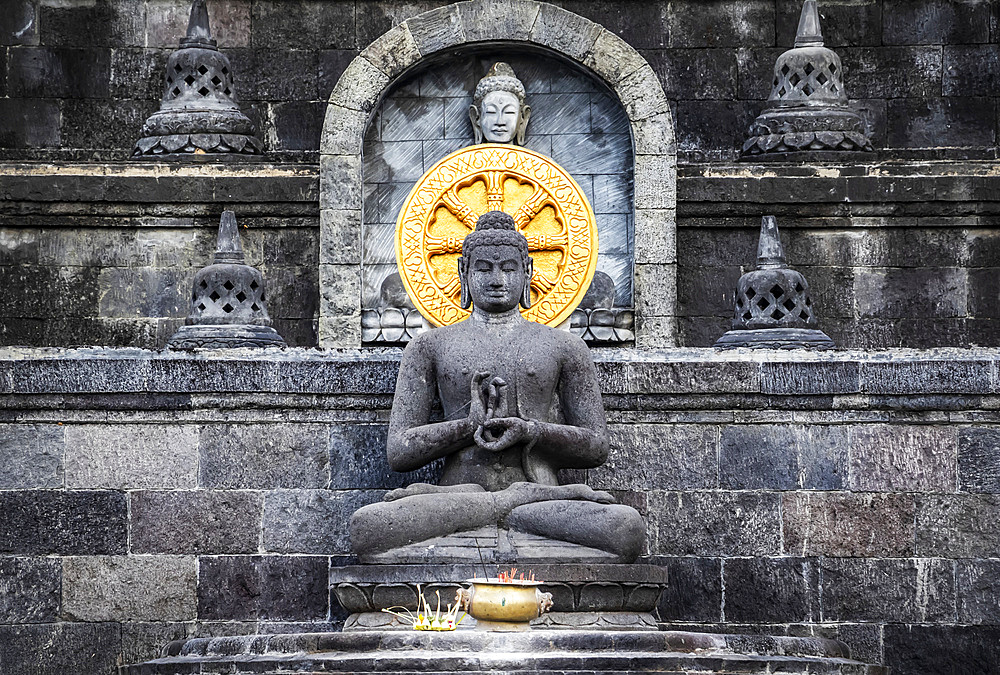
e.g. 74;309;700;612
349;481;645;561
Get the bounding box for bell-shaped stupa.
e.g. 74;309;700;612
167;211;284;349
133;0;262;157
742;0;871;155
715;216;834;349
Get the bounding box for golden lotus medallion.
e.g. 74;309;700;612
395;144;598;327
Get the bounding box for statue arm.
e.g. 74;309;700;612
386;336;477;473
531;338;609;469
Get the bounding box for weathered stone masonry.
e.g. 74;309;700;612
0;348;999;673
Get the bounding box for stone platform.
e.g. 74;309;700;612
330;564;668;631
121;629;888;674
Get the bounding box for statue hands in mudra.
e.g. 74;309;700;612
349;211;644;563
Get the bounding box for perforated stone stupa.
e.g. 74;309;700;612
715;215;834;349
133;0;262;157
742;0;871;155
167;211;284;349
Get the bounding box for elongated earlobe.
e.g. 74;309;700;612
516;105;531;146
469;106;483;145
458;257;472;309
520;259;533;309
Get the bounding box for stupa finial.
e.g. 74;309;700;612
756;215;787;269
794;0;823;47
181;0;216;49
214;210;244;264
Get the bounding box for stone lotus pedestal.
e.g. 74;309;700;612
122;629;887;674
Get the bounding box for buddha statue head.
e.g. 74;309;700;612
458;211;534;311
470;62;531;145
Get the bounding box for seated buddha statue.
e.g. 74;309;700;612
349;211;645;563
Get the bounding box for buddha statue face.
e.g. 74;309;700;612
464;244;526;313
479;90;522;144
458;211;534;312
470;62;531;146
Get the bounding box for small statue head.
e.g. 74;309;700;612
458;210;534;312
470;63;531;145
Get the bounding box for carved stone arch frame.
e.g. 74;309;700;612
319;0;676;349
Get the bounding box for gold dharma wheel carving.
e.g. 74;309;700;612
395;144;599;328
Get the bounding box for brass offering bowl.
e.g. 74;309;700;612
456;578;553;631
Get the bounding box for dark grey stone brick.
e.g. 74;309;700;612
629;360;760;394
0;264;100;318
724;557;818;623
836;623;883;667
666;0;775;47
783;492;915;557
646;48;737;100
649;491;781;556
887;97;996;148
0;622;121;675
883;0;991;45
959;427;1000;493
735;47;786;101
591;424;717;490
884;624;1000;675
676;99;758;157
760;362;860;395
0;490;126;555
968;268;1000;320
96;266;187;317
550;1;667;50
916;494;1000;557
8;47;111;98
944;45;1000;97
273;101;325;151
251;0;355;49
223;48;319;101
319;49;358;98
850;425;957;492
1;1;38;46
329;424;441;489
957;560;1000;624
678;264;743;318
855;267;967;320
63;555;196;622
62;99;159;152
198;555;328;621
199;423;329;489
821;558;955;622
39;1;143;47
262;489;382;554
0;98;59;147
0;557;60;623
839;47;942;99
651;556;721;622
131;491;263;555
720;424;848;490
110;48;170;100
0;423;63;488
861;359;992;394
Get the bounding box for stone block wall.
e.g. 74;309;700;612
0;348;998;674
1;0;998;161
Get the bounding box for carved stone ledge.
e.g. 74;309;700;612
331;563;668;632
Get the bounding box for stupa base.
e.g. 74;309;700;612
714;327;835;350
166;324;286;349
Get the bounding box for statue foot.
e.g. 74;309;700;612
507;499;645;563
498;481;615;508
384;482;486;502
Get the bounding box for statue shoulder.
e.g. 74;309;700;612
523;321;591;359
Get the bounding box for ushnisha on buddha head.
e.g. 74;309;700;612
470;62;531;145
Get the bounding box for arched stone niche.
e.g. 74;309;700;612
319;0;676;349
